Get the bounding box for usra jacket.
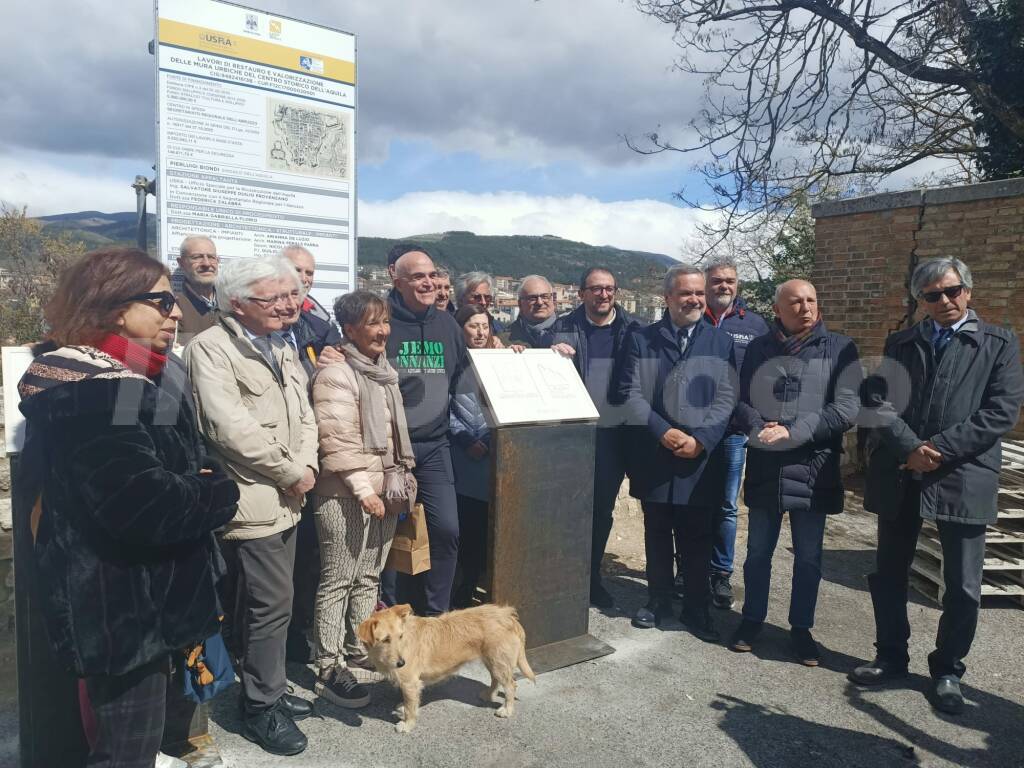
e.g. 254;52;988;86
616;314;737;506
17;346;240;677
861;310;1024;524
184;315;319;541
702;297;770;373
733;322;862;515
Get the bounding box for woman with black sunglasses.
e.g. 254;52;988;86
16;247;240;768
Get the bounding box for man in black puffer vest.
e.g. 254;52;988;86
730;279;861;667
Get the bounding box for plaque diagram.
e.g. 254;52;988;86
267;98;351;181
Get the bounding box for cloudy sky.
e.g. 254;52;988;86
0;1;726;255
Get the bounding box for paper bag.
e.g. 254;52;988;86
386;502;431;575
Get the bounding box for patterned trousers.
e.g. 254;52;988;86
83;656;169;768
312;495;398;670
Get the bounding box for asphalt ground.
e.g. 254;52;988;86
206;499;1024;768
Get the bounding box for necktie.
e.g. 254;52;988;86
252;335;281;377
934;327;954;359
678;329;689;355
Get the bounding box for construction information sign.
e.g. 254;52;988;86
155;0;356;303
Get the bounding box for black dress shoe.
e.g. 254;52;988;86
279;693;314;721
933;675;965;715
631;601;671;629
729;619;762;652
848;657;909;686
242;700;308;756
590;580;615;609
680;607;721;643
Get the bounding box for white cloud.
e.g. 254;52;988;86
0;1;695;171
360;191;712;256
0;156;139;216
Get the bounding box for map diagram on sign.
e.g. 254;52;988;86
266;99;350;181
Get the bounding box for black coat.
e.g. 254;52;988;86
733;323;862;515
546;304;639;407
17;347;240;677
616;315;736;505
290;308;341;381
504;315;554;348
862;311;1024;524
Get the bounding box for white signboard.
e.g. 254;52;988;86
155;0;356;307
468;349;600;427
2;347;34;456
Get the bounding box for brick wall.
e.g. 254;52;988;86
812;177;1024;436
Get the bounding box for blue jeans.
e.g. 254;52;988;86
742;507;827;629
712;433;747;574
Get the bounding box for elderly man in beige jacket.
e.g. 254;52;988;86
185;256;318;757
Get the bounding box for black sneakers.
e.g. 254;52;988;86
710;572;735;610
631;600;672;629
790;628;820;667
242;699;308;756
315;665;371;709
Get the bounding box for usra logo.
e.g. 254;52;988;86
269;20;282;39
200;32;234;47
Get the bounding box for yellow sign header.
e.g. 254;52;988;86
159;18;356;85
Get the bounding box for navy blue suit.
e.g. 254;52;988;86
617;314;736;609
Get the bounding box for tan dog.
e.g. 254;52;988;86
357;603;536;732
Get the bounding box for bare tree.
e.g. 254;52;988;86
0;205;86;345
632;1;1024;236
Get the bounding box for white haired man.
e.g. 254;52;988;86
506;274;558;347
185;257;319;756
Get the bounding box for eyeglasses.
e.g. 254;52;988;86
247;290;301;308
468;293;494;305
124;291;177;315
584;285;617;295
920;284;965;303
522;293;555;303
185;252;218;263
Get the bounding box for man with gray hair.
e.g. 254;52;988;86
695;257;769;609
506;274;558;346
174;234;220;343
851;257;1024;715
616;263;735;638
456;270;504;332
185;257;319;755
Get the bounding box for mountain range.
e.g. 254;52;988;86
35;211;677;287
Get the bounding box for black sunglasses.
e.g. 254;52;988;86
125;291;178;315
920;284;965;303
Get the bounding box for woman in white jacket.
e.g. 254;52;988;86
311;291;415;708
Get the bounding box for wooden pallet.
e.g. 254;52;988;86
911;524;1024;606
910;439;1024;608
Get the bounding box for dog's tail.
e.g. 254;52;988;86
510;611;537;684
